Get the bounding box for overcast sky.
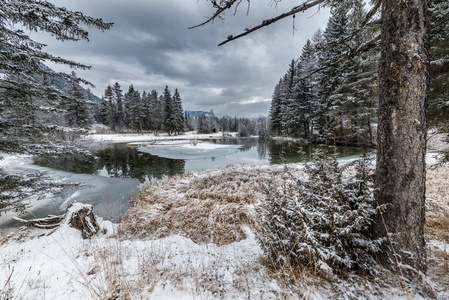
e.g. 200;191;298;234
40;0;330;117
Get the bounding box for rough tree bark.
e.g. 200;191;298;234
373;0;429;272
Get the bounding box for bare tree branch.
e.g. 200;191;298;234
346;74;378;88
189;0;244;29
191;0;381;83
217;0;326;46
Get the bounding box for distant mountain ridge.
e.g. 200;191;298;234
186;111;231;119
186;111;267;121
40;64;102;104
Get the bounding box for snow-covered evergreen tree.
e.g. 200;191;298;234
268;79;283;136
291;39;318;140
0;0;112;152
103;85;116;131
162;86;176;135
64;72;93;129
279;60;298;136
328;1;378;145
113;82;125;131
196;113;207;134
149;90;162;135
207;109;220;133
257;148;381;273
315;8;349;139
141;91;151;131
126;85;142;133
429;0;449;130
172;89;185;134
184;112;195;132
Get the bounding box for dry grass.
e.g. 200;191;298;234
119;164;307;245
425;164;449;242
76;239;160;299
425;164;449;292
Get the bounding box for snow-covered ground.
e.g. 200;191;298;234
1;133;448;299
1;216;273;299
1;163;448;299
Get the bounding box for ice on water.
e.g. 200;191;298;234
138;142;242;160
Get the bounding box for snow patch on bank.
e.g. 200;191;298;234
87;131;234;144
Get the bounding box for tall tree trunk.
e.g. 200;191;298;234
373;0;429;272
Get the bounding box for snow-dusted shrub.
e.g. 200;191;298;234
257;147;381;274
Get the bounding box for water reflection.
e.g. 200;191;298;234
96;145;185;182
35;139;370;183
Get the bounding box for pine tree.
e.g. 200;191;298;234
112;82;125;131
0;0;112;151
293;39;317;140
162;86;176;135
184;112;195;132
149;90;162;135
281;60;298;136
126;85;142;133
103;85;116;131
172;89;185;134
64;72;93;129
329;2;379;145
197;113;211;134
315;8;349;139
208;109;219;133
428;0;449;133
269;79;283;136
141;91;151;131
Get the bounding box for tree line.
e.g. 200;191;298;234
95;84;184;135
95;83;269;137
269;3;378;146
269;0;448;148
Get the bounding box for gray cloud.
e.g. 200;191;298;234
42;0;329;117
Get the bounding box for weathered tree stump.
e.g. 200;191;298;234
66;202;100;239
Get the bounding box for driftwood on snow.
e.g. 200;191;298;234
13;215;65;229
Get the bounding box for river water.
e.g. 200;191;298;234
1;139;369;228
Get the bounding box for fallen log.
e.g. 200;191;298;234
13;214;65;229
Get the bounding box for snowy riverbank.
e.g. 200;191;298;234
1;162;449;299
1;133;448;299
